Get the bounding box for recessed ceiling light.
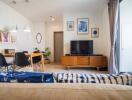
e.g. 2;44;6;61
50;16;55;21
12;0;16;4
25;0;29;3
12;0;29;4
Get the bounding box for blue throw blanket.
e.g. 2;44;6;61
0;72;54;83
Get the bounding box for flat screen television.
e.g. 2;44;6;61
70;40;93;55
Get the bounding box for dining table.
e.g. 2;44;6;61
4;53;45;71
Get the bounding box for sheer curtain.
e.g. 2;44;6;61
108;0;121;74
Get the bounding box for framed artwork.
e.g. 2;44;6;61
67;21;74;31
91;28;99;38
0;31;11;43
77;18;89;35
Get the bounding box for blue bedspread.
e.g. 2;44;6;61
0;72;54;83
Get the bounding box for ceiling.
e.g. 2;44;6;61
1;0;108;22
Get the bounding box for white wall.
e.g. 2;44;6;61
45;22;63;62
102;5;111;59
0;1;33;52
63;10;110;57
120;0;132;72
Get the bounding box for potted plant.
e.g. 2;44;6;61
33;47;40;53
43;47;51;64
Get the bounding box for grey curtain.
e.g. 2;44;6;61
108;0;120;74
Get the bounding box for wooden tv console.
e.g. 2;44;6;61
61;55;107;70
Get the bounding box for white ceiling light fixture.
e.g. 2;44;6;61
50;16;55;21
10;25;18;33
24;26;31;33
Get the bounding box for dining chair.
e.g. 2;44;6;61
30;53;44;72
0;53;12;72
14;52;30;70
32;55;42;72
32;56;41;64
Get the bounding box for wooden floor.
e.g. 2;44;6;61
18;63;108;74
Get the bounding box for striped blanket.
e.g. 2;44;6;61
54;73;132;85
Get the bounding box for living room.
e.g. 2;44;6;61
0;0;110;71
0;0;132;100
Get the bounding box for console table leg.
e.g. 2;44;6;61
97;67;100;71
67;66;70;70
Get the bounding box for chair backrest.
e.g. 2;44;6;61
0;53;8;67
32;56;41;64
14;52;30;67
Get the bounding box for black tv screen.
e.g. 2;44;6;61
70;40;93;55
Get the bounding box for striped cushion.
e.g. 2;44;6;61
54;73;132;85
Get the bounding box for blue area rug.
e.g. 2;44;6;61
0;72;54;83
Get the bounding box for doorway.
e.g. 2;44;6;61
54;31;63;64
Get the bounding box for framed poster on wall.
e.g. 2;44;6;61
0;30;11;43
77;18;89;35
67;21;74;31
91;28;99;38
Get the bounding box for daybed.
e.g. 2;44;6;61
0;83;132;100
0;72;132;100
